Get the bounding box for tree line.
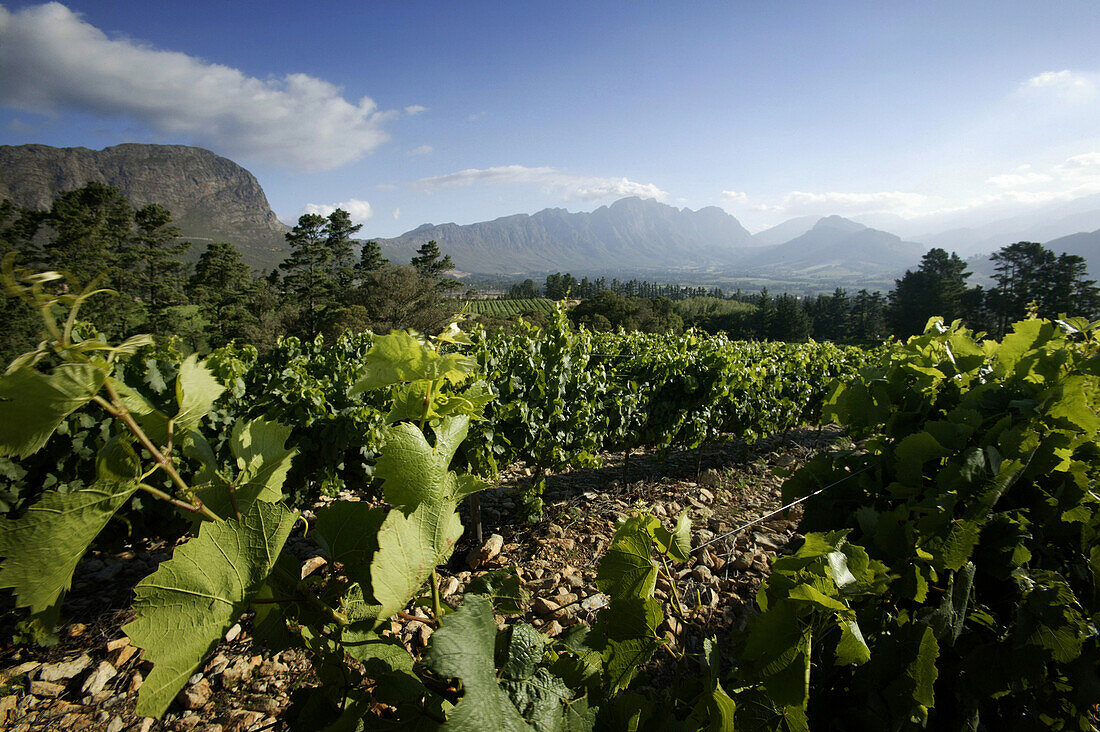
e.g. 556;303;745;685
3;183;1097;360
0;183;460;362
520;245;1099;342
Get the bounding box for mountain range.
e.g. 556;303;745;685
1;143;1098;290
376;199;929;286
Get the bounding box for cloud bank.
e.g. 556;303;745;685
415;165;669;202
303;198;374;224
0;3;395;171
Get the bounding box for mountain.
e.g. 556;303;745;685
751;215;819;247
0;143;289;271
910;194;1100;258
1044;229;1100;276
375;197;755;274
739;216;926;278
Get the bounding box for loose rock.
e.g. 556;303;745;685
81;661;117;696
38;654;93;682
466;533;505;568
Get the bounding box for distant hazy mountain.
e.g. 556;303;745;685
751;215;819;247
911;195;1100;258
0;143;289;271
739;215;926;277
375;197;755;274
1045;229;1100;276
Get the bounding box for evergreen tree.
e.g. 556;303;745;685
851;289;888;342
124;203;191;331
888;248;972;337
355;240;388;276
325;208;362;292
988;242;1100;333
769;294;811;341
508;279;538;299
279;209;361;336
280;213;330;335
410;240;453;277
188;241;256;346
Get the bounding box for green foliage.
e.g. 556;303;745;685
768;316;1100;728
423;595;533;731
124;501;297;718
0;480;137;618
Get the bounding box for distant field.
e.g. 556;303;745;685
463;298;558;317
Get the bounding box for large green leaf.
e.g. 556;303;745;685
173;354;225;434
652;509;691;562
0;362;106;458
350;330;477;394
191;418;297;520
0;480;137;615
423;594;532;731
124;501;296;718
374;416;473;508
369;499;463;625
468;567;529;616
596;515;660;600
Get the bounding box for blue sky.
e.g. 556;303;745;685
1;1;1099;237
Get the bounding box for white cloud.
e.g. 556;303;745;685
407;144;434;156
1019;70;1097;103
303;198;374;224
778;190;933;216
404;104;427;115
467;112;485;121
414;165;669;202
986;171;1054;187
375;183;398;190
0;3;395;170
721;190;749;204
393;208;401;220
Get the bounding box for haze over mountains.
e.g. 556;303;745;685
2;143;1099;290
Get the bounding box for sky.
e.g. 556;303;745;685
1;1;1099;238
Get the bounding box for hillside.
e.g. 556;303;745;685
376;196;755;274
738;215;926;279
0;143;289;271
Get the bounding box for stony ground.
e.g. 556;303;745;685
0;427;844;731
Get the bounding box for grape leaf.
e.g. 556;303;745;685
0;362;105;458
191;418;297;519
173;355;225;434
369;499;463;626
596;515;660;600
374;416;478;508
350;330;476;394
124;501;296;718
423;594;532;731
0;480;137;615
652;509;691;562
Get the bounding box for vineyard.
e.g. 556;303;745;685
464;298;559;318
0;264;1098;731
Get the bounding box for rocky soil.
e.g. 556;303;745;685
0;427;844;731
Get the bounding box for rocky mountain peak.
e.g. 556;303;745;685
0;143;289;271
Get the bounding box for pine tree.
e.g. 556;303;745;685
188;241;256;345
280;213;330;335
410;240;453;277
124;204;191;331
325;208;362;292
356;240;388;276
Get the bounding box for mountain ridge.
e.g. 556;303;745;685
0;143;289;271
375;196;756;274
